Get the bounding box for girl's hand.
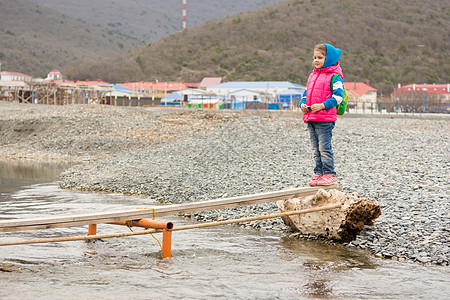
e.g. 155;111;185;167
300;104;309;113
311;103;325;112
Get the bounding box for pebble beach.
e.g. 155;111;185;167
1;101;449;265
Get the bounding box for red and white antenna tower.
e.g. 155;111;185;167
182;0;187;30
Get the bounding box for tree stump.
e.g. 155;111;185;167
277;189;381;242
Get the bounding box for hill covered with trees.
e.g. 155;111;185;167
0;0;285;77
29;0;285;42
0;0;143;77
68;0;449;95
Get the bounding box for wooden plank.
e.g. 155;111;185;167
0;204;342;247
0;185;337;232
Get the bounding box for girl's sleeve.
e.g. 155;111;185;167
323;75;344;109
299;89;307;106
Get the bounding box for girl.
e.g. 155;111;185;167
300;43;344;186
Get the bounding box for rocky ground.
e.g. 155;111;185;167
1;101;449;265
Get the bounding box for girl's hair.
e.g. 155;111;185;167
312;44;327;67
314;44;327;56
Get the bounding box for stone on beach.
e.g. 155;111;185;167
277;189;381;242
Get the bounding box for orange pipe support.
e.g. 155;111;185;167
88;224;97;235
110;219;173;258
110;219;173;230
162;229;172;258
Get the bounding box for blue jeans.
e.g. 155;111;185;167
307;121;336;176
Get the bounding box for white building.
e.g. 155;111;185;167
0;71;33;82
206;81;305;100
344;82;378;109
229;89;262;102
45;69;63;81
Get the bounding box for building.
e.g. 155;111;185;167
44;79;109;85
274;88;305;109
45;69;63;81
122;81;198;97
391;83;450;113
198;77;223;89
206;81;304;101
161;88;225;109
228;89;263;102
344;82;377;109
161;88;207;104
392;84;450;102
0;71;33;82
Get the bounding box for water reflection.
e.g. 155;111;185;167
0;160;74;180
280;235;376;267
0;160;74;193
278;235;377;298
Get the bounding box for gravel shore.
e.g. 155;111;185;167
1;101;449;265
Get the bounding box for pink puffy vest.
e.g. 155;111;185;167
303;63;343;123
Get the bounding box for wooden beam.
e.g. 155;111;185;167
0;185;337;232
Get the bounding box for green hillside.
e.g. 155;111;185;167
30;0;285;42
68;0;450;95
0;0;143;77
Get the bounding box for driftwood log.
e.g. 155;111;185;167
277;189;381;242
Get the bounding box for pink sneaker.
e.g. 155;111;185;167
316;174;337;186
308;174;322;186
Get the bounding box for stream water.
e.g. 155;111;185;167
0;161;448;299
